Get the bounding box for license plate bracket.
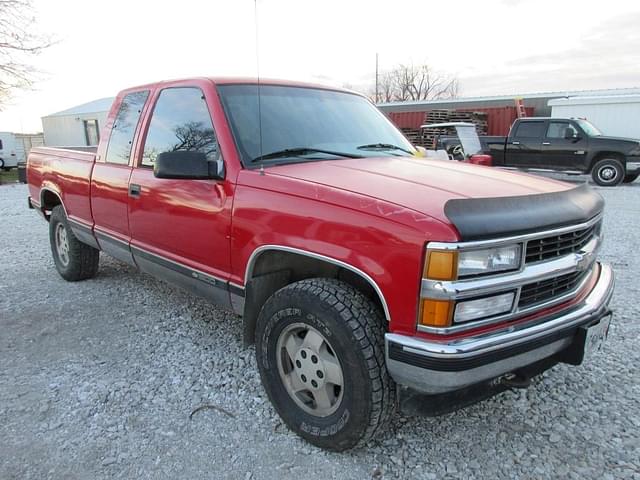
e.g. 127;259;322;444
581;315;611;362
560;313;612;366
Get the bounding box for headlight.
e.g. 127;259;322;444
628;143;640;156
425;244;521;280
458;245;521;277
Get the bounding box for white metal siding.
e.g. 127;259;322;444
42;111;109;147
550;96;640;139
15;133;44;163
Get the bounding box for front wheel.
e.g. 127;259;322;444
623;173;639;184
49;205;100;281
591;158;624;186
255;278;394;451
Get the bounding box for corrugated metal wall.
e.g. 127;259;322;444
42;111;109;147
386;106;535;136
551;101;640;139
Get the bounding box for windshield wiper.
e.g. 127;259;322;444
251;147;362;163
356;143;414;155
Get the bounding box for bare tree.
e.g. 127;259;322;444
0;0;51;107
374;63;459;103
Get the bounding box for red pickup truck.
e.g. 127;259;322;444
27;77;614;451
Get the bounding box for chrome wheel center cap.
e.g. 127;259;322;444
601;167;615;180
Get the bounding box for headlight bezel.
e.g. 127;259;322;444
424;243;524;281
419;242;524;328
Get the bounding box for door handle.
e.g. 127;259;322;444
542;142;551;145
129;183;141;197
511;141;520;145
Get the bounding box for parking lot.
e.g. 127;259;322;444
1;179;639;480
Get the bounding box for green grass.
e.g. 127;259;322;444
0;169;19;184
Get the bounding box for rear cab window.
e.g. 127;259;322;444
514;121;545;139
105;90;149;165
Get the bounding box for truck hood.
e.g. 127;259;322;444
267;157;601;239
590;135;640;150
267;156;573;222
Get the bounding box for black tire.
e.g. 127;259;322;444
591;158;624;186
623;173;639;184
255;278;394;451
0;158;4;169
49;205;100;281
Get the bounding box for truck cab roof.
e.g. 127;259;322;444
119;77;358;96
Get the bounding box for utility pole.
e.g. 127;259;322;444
375;53;379;104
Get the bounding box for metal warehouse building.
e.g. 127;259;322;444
41;97;114;147
40;87;640;149
378;88;640;137
549;94;640;139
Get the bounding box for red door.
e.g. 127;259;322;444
127;83;233;296
90;89;150;264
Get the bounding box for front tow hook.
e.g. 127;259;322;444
498;372;532;389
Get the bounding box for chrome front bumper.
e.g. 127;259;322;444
626;161;640;173
385;262;614;394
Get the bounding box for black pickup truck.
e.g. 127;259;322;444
482;118;640;186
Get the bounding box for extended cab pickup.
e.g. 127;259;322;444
27;78;615;451
483;117;640;186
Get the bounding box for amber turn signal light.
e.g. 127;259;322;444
420;299;454;327
425;250;458;280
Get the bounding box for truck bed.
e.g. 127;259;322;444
27;146;96;227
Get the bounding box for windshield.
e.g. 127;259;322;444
217;84;415;167
575;119;602;136
455;125;482;156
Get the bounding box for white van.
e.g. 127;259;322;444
0;132;18;170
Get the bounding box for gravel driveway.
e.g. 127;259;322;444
1;180;639;479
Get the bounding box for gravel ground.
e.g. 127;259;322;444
1;178;639;480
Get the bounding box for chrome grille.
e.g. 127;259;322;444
518;270;590;308
525;221;600;264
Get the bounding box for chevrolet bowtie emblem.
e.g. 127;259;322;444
575;251;593;271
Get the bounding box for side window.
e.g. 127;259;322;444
547;122;578;139
514;121;545;139
141;87;219;167
84;119;100;146
105;90;149;165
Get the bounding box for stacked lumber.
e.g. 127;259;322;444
400;128;423;146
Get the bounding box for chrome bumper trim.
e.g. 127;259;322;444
626;161;640;172
385;263;614;393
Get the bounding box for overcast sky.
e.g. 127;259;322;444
1;0;639;132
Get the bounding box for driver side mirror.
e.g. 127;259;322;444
564;129;579;141
154;150;224;180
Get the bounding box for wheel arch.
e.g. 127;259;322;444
240;245;391;345
40;187;66;221
589;151;626;171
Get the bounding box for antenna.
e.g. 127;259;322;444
254;0;265;175
375;53;379;104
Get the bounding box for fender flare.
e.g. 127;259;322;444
243;244;391;321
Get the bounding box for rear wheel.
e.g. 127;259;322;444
591;158;624;186
623;173;639;183
255;278;394;451
49;205;100;281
